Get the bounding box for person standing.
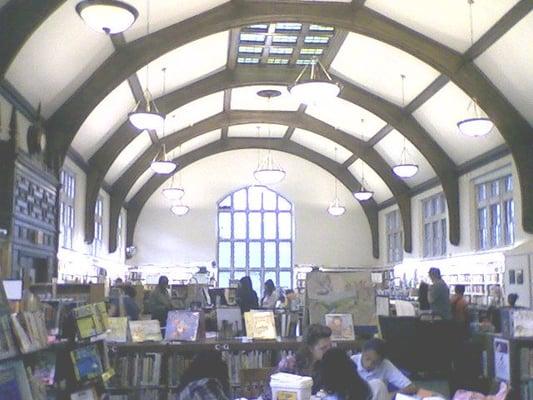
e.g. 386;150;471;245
428;267;452;320
451;284;469;323
236;276;259;314
148;275;173;326
418;282;430;311
261;279;277;308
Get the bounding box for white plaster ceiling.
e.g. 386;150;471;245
135;31;228;99
163;92;224;137
290;128;352;163
305;97;387;141
71;81;136;160
366;0;520;53
475;13;533;124
231;85;301;111
122;0;230;42
6;0;114;118
126;168;154;202
348;159;393;203
167;129;222;160
227;124;287;138
374;130;436;188
105;132;153;185
413;81;505;165
330;32;440;106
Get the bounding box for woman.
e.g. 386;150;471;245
175;352;230;400
237;276;259;314
261;279;277;308
352;338;417;395
261;324;332;400
316;348;388;400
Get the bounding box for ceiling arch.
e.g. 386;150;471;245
125;137;380;259
106;110;413;254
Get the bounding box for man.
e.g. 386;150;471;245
451;284;469;322
148;275;172;326
428;267;452;320
352;338;417;395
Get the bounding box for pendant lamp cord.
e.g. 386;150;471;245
400;74;408;164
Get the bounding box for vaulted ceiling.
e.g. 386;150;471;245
1;0;532;259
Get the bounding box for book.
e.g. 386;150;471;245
70;387;98;400
0;360;33;400
244;311;276;339
106;317;128;343
129;320;162;342
72;303;109;340
0;314;18;358
32;350;56;386
10;311;47;353
70;344;104;382
165;310;200;341
217;307;242;337
325;313;355;341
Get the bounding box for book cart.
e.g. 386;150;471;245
106;338;363;400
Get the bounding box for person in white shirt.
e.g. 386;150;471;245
261;279;278;308
352;338;417;396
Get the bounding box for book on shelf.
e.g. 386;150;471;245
10;311;48;353
128;320;162;342
70;387;98;400
70;344;104;382
244;310;276;339
109;352;162;387
165;310;203;341
217;307;242;338
72;302;109;340
32;349;56;386
501;308;533;337
0;314;18;358
106;317;128;343
0;359;33;400
519;347;533;380
325;313;355;341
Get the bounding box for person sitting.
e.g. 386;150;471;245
352;338;417;395
261;279;278;308
316;347;388;400
175;352;230;400
451;284;469;323
109;285;140;320
260;324;332;400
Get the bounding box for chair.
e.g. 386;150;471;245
238;368;271;399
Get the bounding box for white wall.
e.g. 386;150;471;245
131;150;375;268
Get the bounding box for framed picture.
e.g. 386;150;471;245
516;269;524;285
493;338;510;382
509;270;515;284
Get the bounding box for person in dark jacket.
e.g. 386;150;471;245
148;276;172;326
418;282;430;310
236;276;258;314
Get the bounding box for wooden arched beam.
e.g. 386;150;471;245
0;0;65;78
108;110;412;253
126;137;380;259
42;0;531;234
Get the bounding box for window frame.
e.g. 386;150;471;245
386;209;403;265
475;174;514;250
59;169;76;250
93;196;104;256
422;193;447;258
216;186;294;294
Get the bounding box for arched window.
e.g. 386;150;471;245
217;186;293;294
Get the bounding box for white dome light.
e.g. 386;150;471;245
129;108;164;131
150;144;176;174
392;163;419;179
327;198;346;216
288;59;341;106
457;117;494;137
171;204;190;216
76;0;138;34
353;189;374;201
162;187;185;201
254;151;285;185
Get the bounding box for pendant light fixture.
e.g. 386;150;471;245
288;58;341;106
457;0;494;137
327;147;346;216
76;0;138;34
128;0;164;131
353;119;375;200
150;68;175;174
162;144;185;200
253;91;286;185
171;202;190;216
392;75;419;179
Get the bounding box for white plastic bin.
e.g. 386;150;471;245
270;372;313;400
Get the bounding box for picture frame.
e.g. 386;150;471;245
516;269;524;285
509;270;515;284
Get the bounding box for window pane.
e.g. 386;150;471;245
504;199;514;245
504;175;513;192
249;242;261;269
219;212;231;239
250;271;261;298
280;271;292;290
279;242;291;269
263;190;277;210
478;208;488;249
264;213;277;239
490;203;501;247
233;270;246;282
423;223;430;258
249;212;262;239
264;242;276;269
234;242;246;269
432;221;439;257
278;197;291;210
233;189;247;210
219;196;231;208
248;186;262;210
264;271;277;287
477;184;486;202
218;272;230;288
278;213;291;239
441;219;447;255
490;181;500;197
234;212;247;239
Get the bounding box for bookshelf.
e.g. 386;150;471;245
30;283;105;304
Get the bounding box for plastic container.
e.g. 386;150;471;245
270;372;313;400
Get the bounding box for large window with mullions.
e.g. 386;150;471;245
217;186;293;294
